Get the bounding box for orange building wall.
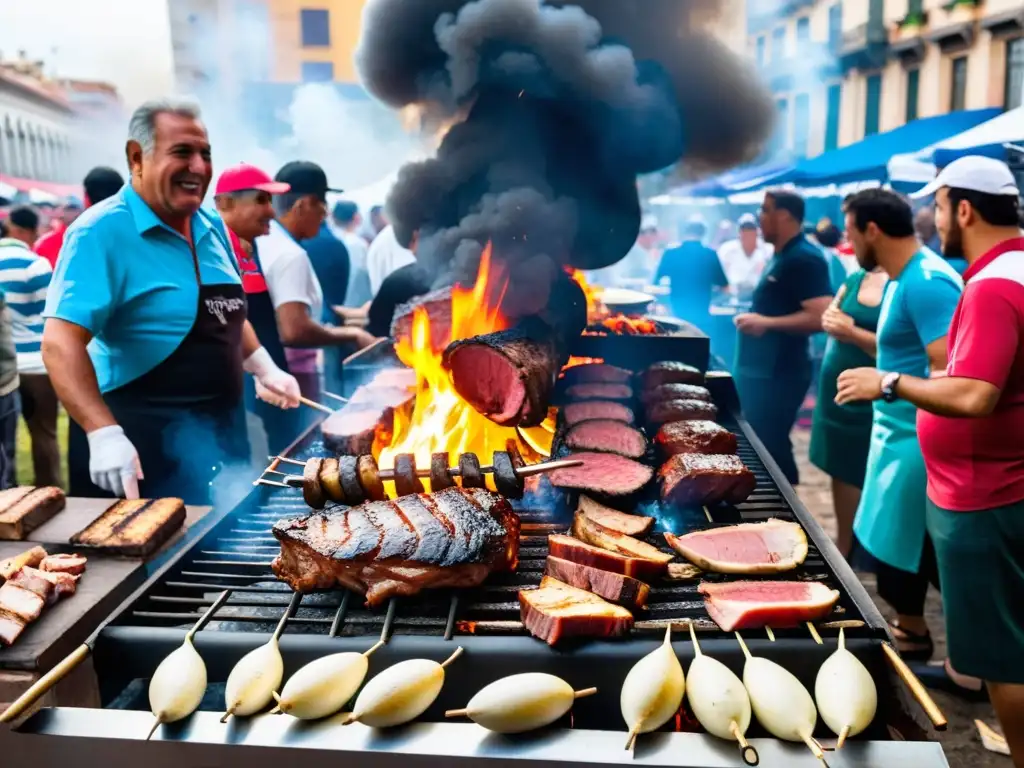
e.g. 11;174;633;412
268;0;367;83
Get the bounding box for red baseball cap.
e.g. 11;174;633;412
215;163;291;196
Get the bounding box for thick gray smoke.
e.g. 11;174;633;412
356;0;775;286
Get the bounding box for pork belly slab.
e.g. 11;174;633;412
700;580;840;631
272;488;520;607
520;576;633;645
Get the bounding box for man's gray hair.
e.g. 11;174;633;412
128;97;202;154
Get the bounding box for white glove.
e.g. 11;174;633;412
244;347;301;409
87;425;143;499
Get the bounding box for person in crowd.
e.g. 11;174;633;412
841;157;1024;762
369;205;388;239
716;213;771;295
42;98;301;503
809;262;886;558
709;218;735;251
0;274;17;490
913;205;947;257
331;201;372;308
257;161;375;404
31;197;80;265
734;191;833;484
212;163;300;454
0;206;62;487
302;211;352;396
367;223;417;295
813;222;855;287
654;215;729;331
34;168;124;269
834;188;982;697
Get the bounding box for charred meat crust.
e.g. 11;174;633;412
519;576;633;645
655;420;738;456
646;398;719;426
659;453;757;507
394;454;425;497
637;361;704;390
458;453;485;489
0;487;66;541
431;452;456;490
640;383;713;406
560;418;648;459
70;498;186;557
544;556;650;609
559;363;633;387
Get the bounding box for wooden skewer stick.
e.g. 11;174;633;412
299;396;335;415
445;708;470;718
269;456;306;467
765;626;775;642
730;721;759;766
801;731;827;763
441;646;464;668
880;642;947;730
836;724;851;749
625;724;641;751
321;390;349;404
703;506;713;523
254;478;293;489
807;622;823;645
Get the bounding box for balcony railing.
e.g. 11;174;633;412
840;20;889;70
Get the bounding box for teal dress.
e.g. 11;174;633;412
809;270;880;488
853;252;962;573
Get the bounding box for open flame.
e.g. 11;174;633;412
378;244;552;491
569;269;605;322
569;269;660;335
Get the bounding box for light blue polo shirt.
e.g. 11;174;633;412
43;185;241;393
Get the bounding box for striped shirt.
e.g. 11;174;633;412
0;238;52;375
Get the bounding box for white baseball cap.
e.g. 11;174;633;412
910;155;1020;199
737;212;758;228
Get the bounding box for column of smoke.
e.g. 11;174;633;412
356;0;776;295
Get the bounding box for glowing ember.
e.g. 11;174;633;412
378;244;550;491
592;315;660;335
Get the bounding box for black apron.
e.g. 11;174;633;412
69;239;251;505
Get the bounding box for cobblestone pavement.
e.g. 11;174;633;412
792;427;1009;768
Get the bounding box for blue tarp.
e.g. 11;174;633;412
759;108;1002;188
664;160;795;199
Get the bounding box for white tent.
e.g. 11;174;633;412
888;106;1024;183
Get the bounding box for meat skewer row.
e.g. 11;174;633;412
266;452;583;508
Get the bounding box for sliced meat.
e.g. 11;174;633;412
272;488;520;606
647;399;718;426
38;553;88;576
544;556;650;610
656;420;737;456
665;520;808;574
660;454;757;507
0;583;47;623
564;383;633;402
390;286;453;352
32;568;79;602
641;383;713;407
560;363;633;387
561;400;635;427
0;486;66;541
519;576;633;645
368;367;417;391
0;546;46;582
637;361;704;390
571;511;672;575
0;609;24;646
443;316;566;428
548;534;659;580
700;580;841;632
321;407;385;456
578;495;653;536
561;419;647;459
548;452;653;501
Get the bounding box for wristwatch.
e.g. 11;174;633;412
880;372;901;403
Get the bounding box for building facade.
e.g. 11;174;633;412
0;61;76;184
748;0;1024;157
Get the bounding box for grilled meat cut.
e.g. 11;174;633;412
543;556;650;610
391;286;453;352
520;576;633;645
548;451;654;501
560;419;647;459
322;383;414;455
641;383;713;407
564;382;633;402
647;398;718;426
0;486;66;541
560;363;633;387
548;534;660;580
33;568;79;602
0;565;59;646
39;553;88;576
561;400;635;427
578;495;653;536
70;498;186;557
272;487;520;606
700;580;841;632
664;520;808;574
0;546;46;583
571;511;672;578
443;316;567;428
655;420;737;456
637;362;704;390
660;454;756;507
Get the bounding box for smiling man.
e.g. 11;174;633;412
42;98;301;504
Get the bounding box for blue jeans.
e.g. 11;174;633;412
0;389;21;489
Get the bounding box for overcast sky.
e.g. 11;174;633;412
0;0;175;107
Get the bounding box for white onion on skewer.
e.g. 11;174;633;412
222;609;290;722
621;625;685;750
685;623;757;766
736;632;824;763
272;640;384;720
344;646;463;727
446;673;596;734
814;628;877;747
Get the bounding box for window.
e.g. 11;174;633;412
756;35;767;65
864;73;881;136
796;17;811;44
301;61;334;82
906;68;920;121
793;93;810;157
950;56;968;111
775;97;790;152
825;83;841;150
828;5;842;51
772;26;787;59
300;8;330;47
1006;37;1024;110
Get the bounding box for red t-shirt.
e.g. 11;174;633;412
32;222;67;268
227;227;269;294
918;237;1024;511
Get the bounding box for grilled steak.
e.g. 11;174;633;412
700;580;840;631
548;534;657;579
547;451;654;501
391;286;453;352
0;486;66;541
655;420;737;456
519;576;633;645
39;553;88;576
647;398;718;426
322;381;414;454
543;556;650;609
641;383;713;407
560;363;633;387
562;400;635;427
660;454;756;507
665;519;807;574
564;382;633;401
272;488;520;606
560;419;647;459
637;361;703;390
443;316;566;427
70;498;186;557
578;495;653;536
571;512;672;579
